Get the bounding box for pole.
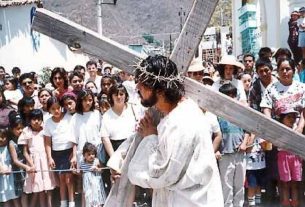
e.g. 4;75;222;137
97;0;102;35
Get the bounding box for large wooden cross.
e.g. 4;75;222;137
33;0;305;178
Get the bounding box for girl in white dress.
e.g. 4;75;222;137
0;127;20;207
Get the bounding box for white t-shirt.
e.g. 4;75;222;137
101;104;137;141
246;137;266;170
43;113;75;151
4;89;23;109
70;110;102;157
202;111;220;136
212;78;247;102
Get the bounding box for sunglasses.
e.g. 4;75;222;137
22;81;33;86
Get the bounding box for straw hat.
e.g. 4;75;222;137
217;55;245;71
202;75;214;84
188;58;205;72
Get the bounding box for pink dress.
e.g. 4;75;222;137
18;127;57;193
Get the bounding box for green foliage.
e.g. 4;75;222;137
39;67;52;85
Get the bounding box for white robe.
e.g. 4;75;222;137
128;98;223;207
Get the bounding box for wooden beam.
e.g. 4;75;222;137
31;3;305;159
31;8;145;75
170;0;219;73
185;78;305;158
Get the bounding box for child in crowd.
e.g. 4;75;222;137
44;97;77;207
3;77;23;110
61;92;77;115
0;89;13;128
0;127;20;207
18;97;35;126
240;73;252;102
38;88;52;121
217;83;249;207
8;112;35;207
85;81;98;96
19;109;57;207
71;89;103;163
245;135;266;206
99;97;111;115
84;81;99;110
278;108;302;207
80;142;106;207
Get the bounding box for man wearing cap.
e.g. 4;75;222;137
298;7;305;58
109;55;223;207
212;55;247;105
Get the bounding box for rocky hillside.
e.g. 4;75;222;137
42;0;231;46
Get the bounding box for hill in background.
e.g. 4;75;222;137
43;0;231;48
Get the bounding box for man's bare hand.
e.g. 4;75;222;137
137;111;157;138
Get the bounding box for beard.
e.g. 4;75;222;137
139;90;158;108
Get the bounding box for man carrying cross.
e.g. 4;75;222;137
124;55;223;207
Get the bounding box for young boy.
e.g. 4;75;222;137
218;83;249;207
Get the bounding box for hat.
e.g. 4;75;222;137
299;7;305;13
188;58;205;72
280;107;300;116
202;75;214;84
217;55;245;71
291;11;300;16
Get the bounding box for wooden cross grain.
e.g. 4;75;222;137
32;1;305;165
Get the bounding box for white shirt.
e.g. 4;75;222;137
70;110;102;159
101;104;137;141
4;89;23;109
128;99;223;207
43;113;75;151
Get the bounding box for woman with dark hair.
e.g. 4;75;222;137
101;84;139;157
260;58;305;206
212;55;247;105
69;71;84;96
50;67;71;99
0;89;14;127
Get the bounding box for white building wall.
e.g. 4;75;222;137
232;0;298;56
0;4;88;73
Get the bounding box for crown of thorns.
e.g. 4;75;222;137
133;58;185;89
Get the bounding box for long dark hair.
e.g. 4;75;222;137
75;89;95;114
50;67;69;89
107;84;129;107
